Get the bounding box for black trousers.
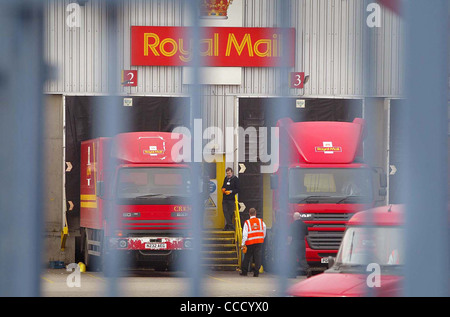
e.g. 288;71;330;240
222;200;235;230
290;242;309;275
241;243;263;275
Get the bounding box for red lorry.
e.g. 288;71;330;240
80;132;194;271
271;118;386;269
288;204;404;297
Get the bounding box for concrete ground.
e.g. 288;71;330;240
41;268;306;297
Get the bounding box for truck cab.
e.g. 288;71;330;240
288;204;404;297
80;132;195;271
271;118;386;269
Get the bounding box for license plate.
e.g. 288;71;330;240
145;243;167;250
321;257;329;264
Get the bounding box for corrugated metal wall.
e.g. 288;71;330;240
44;0;404;127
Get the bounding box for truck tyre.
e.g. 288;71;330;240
262;230;275;272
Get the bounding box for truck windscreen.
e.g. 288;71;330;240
288;168;373;204
116;167;191;204
335;226;404;267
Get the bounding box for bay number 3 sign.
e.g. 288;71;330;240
290;72;305;89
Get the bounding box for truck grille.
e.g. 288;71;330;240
122;219;187;227
123;230;186;237
121;219;189;234
307;231;345;250
312;213;354;221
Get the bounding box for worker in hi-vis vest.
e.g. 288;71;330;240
240;207;266;277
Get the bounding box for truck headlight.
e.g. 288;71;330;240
118;239;128;249
184;239;193;249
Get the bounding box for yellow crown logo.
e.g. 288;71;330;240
200;0;233;19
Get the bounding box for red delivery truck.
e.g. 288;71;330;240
288;205;404;297
80;132;194;271
271;118;386;270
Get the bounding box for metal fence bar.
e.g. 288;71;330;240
362;0;380;297
403;0;449;297
1;0;448;299
0;0;45;296
93;0;127;297
185;0;205;297
273;0;295;296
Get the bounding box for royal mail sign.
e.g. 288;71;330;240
131;26;295;67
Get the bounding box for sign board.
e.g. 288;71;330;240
182;67;242;85
205;180;218;209
290;72;304;88
123;97;133;107
122;70;137;86
131;26;295;67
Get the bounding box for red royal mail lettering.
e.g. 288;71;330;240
131;26;295;67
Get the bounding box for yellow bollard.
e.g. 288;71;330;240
78;262;86;273
60;226;68;251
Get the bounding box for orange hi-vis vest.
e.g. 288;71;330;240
245;218;265;245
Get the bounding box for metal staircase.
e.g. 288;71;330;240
201;230;239;271
202;196;243;271
202;197;242;271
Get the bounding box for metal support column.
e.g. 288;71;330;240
0;0;45;296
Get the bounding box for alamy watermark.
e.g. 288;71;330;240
366;263;381;288
367;3;382;28
66;263;81;288
170;120;279;174
66;3;81;28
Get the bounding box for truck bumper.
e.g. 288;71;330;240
306;248;338;265
109;236;193;251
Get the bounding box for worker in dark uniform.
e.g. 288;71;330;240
221;167;239;231
288;212;309;277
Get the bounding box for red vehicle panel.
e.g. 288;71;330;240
272;118;383;266
288;272;402;297
79;132;193;270
288;205;404;297
80;138;110;229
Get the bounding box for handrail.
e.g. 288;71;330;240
234;195;242;268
